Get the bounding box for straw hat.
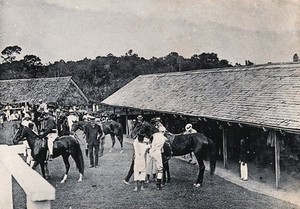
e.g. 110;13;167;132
185;123;193;131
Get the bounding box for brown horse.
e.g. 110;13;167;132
13;124;84;183
72;120;124;153
131;121;216;187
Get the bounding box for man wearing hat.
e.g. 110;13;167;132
123;115;144;185
67;109;78;131
84;116;104;168
183;123;197;164
57;109;70;137
41;110;57;160
137;115;143;123
37;99;47;114
154;117;166;133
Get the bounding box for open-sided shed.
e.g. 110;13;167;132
102;62;300;188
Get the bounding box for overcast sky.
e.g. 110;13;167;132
0;0;299;65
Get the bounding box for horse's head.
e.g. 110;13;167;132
13;123;25;145
130;121;158;139
71;121;84;133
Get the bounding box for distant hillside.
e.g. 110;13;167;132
0;51;232;102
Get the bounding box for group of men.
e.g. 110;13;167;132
14;99;86;164
125;115;192;191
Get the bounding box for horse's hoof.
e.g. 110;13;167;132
108;149;113;153
120;150;124;153
78;179;82;182
60;180;65;184
193;183;202;188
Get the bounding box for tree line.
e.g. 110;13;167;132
1;46;234;102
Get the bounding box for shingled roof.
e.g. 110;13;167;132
0;76;89;106
102;62;300;132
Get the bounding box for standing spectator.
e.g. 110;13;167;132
67;109;78;131
4;104;12;121
37;99;47;113
132;136;150;191
149;127;167;190
84;117;104;168
41;110;57;160
123;115;144;185
10;110;19;134
240;138;250;181
57;109;70;136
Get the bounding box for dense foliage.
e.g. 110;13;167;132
0;48;232;102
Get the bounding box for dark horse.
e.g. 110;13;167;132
72;120;124;153
131;121;216;187
13;124;84;183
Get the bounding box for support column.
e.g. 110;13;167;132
274;131;281;189
222;125;228;169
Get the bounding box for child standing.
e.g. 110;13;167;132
133;135;150;191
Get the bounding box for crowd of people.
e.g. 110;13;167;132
4;101;242;191
1;99;105;165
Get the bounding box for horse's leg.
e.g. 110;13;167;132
109;134;115;152
45;161;50;179
165;160;171;183
117;134;124;153
60;154;70;183
40;162;46;179
194;152;205;187
99;137;105;157
70;152;84;182
162;161;166;185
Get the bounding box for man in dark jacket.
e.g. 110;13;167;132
84;117;104;168
57;110;70;137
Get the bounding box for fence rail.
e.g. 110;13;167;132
0;144;55;209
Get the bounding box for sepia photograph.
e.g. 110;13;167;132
0;1;300;208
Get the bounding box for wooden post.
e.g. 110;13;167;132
222;125;228;169
274;131;281;189
125;108;129;136
0;161;13;209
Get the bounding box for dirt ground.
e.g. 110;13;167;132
1;122;299;209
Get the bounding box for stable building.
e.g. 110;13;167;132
102;62;300;189
0;76;89;110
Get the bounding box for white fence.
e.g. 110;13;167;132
0;144;55;209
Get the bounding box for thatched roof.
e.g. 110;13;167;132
0;76;89;106
102;62;300;132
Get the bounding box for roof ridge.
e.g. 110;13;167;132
0;76;72;82
138;62;300;78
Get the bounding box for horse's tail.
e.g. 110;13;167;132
73;142;84;175
208;139;217;176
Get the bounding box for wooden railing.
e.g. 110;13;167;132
0;144;55;209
